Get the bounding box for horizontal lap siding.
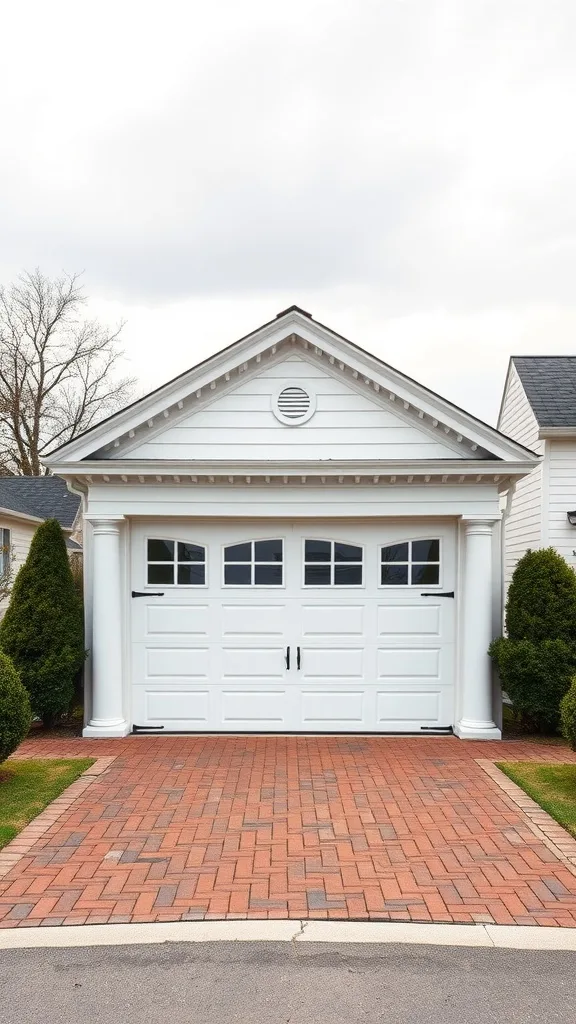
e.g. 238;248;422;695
119;358;461;462
547;442;576;571
0;517;35;613
498;366;542;584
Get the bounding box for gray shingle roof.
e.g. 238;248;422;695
513;356;576;427
0;475;80;528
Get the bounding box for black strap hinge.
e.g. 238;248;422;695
132;591;164;597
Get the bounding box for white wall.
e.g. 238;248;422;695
498;365;543;584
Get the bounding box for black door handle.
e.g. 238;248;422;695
421;591;454;598
297;646;301;670
131;591;164;597
285;646;290;669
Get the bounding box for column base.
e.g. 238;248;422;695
454;719;502;741
83;720;130;738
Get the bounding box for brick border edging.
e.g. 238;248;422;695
476;758;576;877
0;757;117;880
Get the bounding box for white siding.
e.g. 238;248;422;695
498;365;543;583
546;441;576;572
119;357;464;462
0;515;36;614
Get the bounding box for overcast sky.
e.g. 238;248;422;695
1;0;575;424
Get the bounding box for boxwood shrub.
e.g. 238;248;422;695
0;518;85;727
490;548;576;732
0;650;31;762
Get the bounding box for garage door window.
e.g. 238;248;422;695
380;539;440;586
304;540;363;586
147;539;206;585
224;539;283;586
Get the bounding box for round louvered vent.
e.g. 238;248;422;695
272;383;316;425
278;386;310;418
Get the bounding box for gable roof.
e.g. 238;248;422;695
511;356;576;428
0;476;80;528
43;306;539;469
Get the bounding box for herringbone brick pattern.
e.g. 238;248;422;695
2;735;576;927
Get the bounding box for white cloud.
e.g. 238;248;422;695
1;0;575;422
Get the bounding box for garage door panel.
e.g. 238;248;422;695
301;689;365;723
377;604;441;638
300;647;364;679
146;647;210;678
221;604;287;637
377;690;441;724
221;647;285;679
146;689;210;722
300;605;364;636
222;689;287;723
145;604;210;637
377;647;441;679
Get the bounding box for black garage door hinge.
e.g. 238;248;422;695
131;591;164;598
421;591;454;598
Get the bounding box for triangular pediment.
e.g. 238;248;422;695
106;348;472;462
43;307;540;468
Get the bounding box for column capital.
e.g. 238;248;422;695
461;517;500;536
84;515;125;536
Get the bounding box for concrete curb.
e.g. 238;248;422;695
1;919;576;950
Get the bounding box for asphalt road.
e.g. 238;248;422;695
1;941;576;1024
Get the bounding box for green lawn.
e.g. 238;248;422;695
0;759;94;849
496;761;576;839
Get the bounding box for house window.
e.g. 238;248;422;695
304;540;363;586
0;528;10;578
380;539;440;586
147;539;206;585
223;539;283;586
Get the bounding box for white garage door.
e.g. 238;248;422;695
130;520;456;733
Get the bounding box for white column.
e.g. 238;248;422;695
455;518;501;740
83;517;129;738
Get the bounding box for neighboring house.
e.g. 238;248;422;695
44;306;538;740
498;356;576;586
0;475;82;613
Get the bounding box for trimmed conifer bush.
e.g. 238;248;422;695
490;548;576;732
560;678;576;750
0;519;85;727
0;650;31;762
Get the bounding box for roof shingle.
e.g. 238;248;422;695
512;356;576;427
0;476;80;528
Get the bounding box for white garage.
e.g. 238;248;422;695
45;306;538;740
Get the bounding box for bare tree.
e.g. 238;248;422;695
0;269;135;475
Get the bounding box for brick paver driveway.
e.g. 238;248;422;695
2;735;576;928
